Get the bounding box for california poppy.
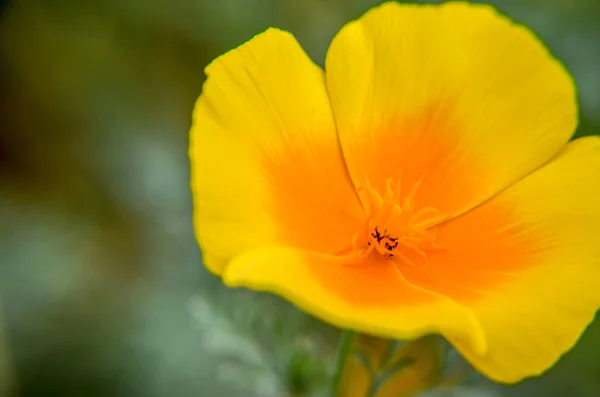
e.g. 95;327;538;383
190;1;600;383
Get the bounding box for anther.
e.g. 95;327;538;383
344;172;444;269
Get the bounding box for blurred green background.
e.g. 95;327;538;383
1;0;599;396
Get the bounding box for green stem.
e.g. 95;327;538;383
330;329;355;397
364;379;380;397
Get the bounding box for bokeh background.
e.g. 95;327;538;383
1;0;599;396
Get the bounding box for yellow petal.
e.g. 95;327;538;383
402;136;600;383
190;28;363;274
325;1;577;220
223;246;487;356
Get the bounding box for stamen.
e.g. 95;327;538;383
410;207;442;227
342;171;444;270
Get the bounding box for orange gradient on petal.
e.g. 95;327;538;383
261;102;542;307
343;103;486;219
401;195;544;303
260;135;364;255
303;254;443;308
349;105;543;304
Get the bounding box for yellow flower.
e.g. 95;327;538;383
189;1;600;384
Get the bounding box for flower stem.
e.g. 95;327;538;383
330;329;355;397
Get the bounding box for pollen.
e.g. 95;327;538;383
345;172;445;268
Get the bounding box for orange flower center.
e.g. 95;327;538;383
343;174;444;268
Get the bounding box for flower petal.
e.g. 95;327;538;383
402;136;600;382
223;246;486;356
190;28;363;275
325;1;577;219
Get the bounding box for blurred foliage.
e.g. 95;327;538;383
0;0;599;396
